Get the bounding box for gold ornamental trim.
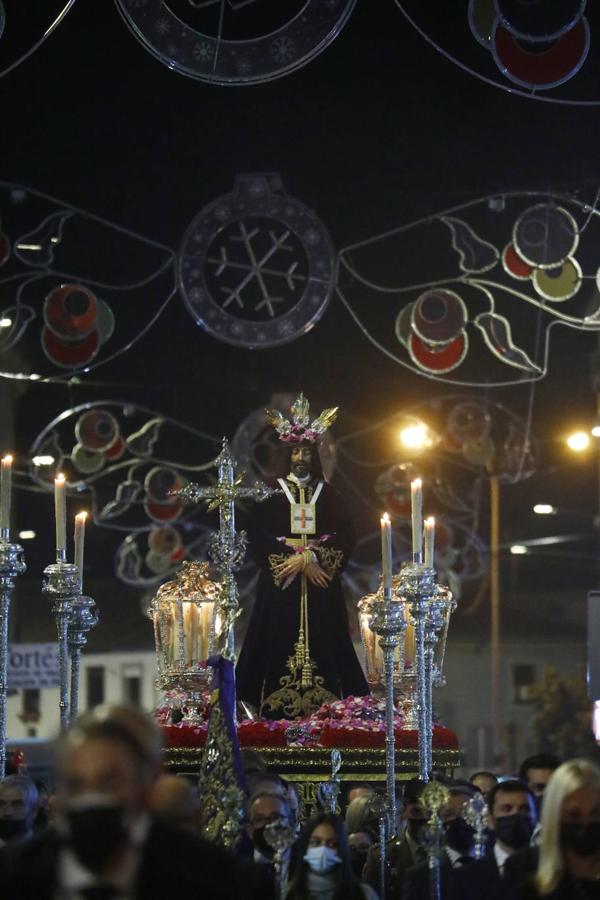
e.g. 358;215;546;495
165;745;463;776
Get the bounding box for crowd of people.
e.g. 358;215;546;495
0;708;598;900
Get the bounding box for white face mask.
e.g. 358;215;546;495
304;845;342;874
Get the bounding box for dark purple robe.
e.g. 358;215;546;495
236;477;367;718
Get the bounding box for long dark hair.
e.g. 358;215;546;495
285;812;364;900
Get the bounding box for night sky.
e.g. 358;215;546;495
3;1;600;637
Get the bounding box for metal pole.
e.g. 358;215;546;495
490;474;501;764
0;588;10;778
69;646;81;723
378;812;387;900
371;591;405;830
414;598;429;783
68;595;98;723
56;607;70;732
0;535;26;778
382;634;397;830
43;559;78;734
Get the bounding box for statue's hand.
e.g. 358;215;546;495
273;553;305;582
305;562;332;588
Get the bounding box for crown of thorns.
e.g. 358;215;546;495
265;393;338;444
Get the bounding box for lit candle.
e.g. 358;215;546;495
424;516;435;568
54;474;67;558
199;601;214;661
411;478;423;561
74;512;87;590
380;512;393;595
183;602;195;665
1;454;13;536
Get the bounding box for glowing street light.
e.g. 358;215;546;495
399;422;433;451
567;431;591;452
510;544;528;555
533;504;556;515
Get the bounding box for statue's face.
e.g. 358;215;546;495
290;446;312;479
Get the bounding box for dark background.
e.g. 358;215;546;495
3;0;600;642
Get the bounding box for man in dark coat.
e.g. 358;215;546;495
0;705;235;900
236;395;367;718
452;778;537;900
363;780;428;898
403;782;478;900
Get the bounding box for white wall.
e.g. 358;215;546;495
438;637;585;773
7;650;158;742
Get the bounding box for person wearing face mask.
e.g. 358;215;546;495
518;755;562;820
514;759;600;900
0;705;235;900
363;780;427;898
404;783;478;900
0;775;39;845
234;789;300;900
285;813;377;900
347;829;376;879
453;778;537;900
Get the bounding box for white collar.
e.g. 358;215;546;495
446;845;473;867
494;841;510;872
287;472;311;487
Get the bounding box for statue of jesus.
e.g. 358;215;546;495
236;394;368;719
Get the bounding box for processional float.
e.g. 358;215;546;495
153;401;461;874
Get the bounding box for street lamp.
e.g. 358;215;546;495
399;421;435;451
567;431;591;452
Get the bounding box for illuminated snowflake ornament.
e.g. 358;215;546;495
115;0;356;85
179;174;335;348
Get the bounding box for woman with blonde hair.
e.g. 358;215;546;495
517;758;600;899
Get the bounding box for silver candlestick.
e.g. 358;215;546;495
42;557;79;732
68;593;99;722
264;816;296;900
464;793;489;860
421;781;450;900
317;749;342;813
0;532;26;778
370;587;406;834
398;562;454;783
399;562;436;782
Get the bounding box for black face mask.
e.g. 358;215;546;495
494;814;534;850
34;808;49;830
445;818;475;853
560;822;600;857
350;848;369;878
252;826;275;860
407;818;427;843
66;805;128;873
0;818;29;842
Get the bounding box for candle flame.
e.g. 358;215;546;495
381;512;390;525
76;511;88;522
425;516;435;526
2;454;12;464
56;473;66;484
411;478;422;488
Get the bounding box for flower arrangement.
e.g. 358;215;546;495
158;693;459;751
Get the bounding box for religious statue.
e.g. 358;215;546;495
236;394;367;718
